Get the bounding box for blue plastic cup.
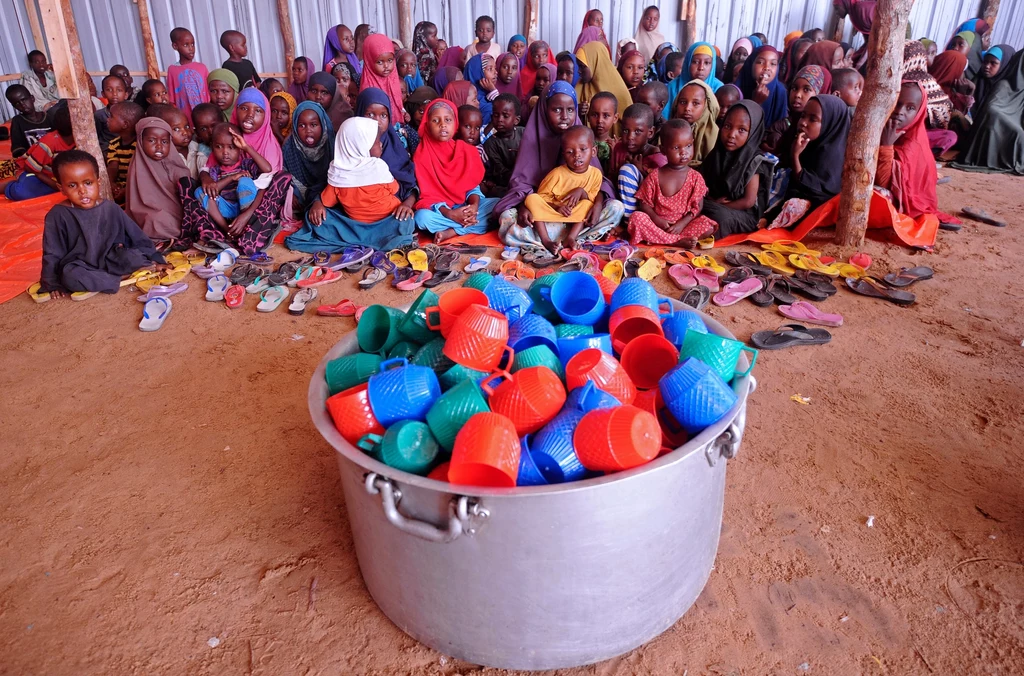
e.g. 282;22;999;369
516;436;548;486
530;409;588;483
508;314;558;354
659;357;737;435
556;333;612;367
484;275;534;323
564;381;622;413
609;277;673;315
542;271;606;325
662;309;708;348
367;357;442;426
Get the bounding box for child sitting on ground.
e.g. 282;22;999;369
673;80;720;165
482;94;522;197
586;91;619;174
634;81;670;135
110;65;136;100
126;117;191;240
269;91;297;146
628;119;716;246
831;68;864;119
457;104;485;162
196;123;271;232
38;150;166;298
259;79;285;99
0;106;74;201
220;30;261;90
613;103;666;216
166;27;209;117
96;74;129;155
404;86;437;132
135;79;169;112
105;101;144;204
187;102;220;178
715;84;742;125
4;85;52;161
148;104;194;162
524;125;605;253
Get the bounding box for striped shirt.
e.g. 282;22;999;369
22;130;74;178
106;136;137;187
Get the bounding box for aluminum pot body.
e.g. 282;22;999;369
308;296;753;671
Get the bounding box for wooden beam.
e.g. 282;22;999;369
979;0;999;35
276;0;295;83
38;0;112;199
830;15;845;43
133;0;160;80
834;0;912;248
524;0;539;43
25;0;46;53
396;0;413;51
683;0;697;53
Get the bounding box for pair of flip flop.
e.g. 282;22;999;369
844;266;932;306
26;283;97;303
751;323;832;350
205;276;248;309
669;264;720;292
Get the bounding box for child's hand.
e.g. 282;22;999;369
228;212;250;237
753;82;770;104
578;101;589;118
228;127;249;151
561;187;587;209
200;172;219;198
879;119;904;146
392;204;414;220
792;131;810;158
309;201;327;226
518;207;535;228
153;263;173;272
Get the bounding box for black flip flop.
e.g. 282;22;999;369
787;276;829;302
749;276;775;307
751;323;832;350
961;206;1007;228
443;244;490;255
721;266;756;285
794;270;837;296
624;259;641;277
424;269;463;287
845;277;916;305
680;285;711;311
883;266;933;288
764;275;797;305
725;250;772;276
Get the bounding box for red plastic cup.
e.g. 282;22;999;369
425;287;489;338
481;366;567;436
632;387;660;417
619;334;680;390
565;348;637;404
443;304;514;372
590;270;619;303
449;412;521;487
326;383;385;445
608;305;665;354
573;405;661;472
427;461;450;482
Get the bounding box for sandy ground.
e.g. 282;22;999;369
1;170;1023;675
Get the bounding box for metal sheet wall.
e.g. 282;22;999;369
0;0;39;120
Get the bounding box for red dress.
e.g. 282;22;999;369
627;168;717;245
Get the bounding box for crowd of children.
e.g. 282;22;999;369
4;9;1021;298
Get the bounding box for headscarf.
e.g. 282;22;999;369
890;81;942;215
576;40;632;118
443;80;477;108
463;54;494;124
574;25;611;57
433;67;462;94
413;99;485;209
920;38;935;51
283;101;334;205
228;88;283;172
413;22;439;86
672;80;719;164
781;38;812;86
309;71;353;131
399;49;425;91
784;31;803;49
730;38;754;60
738;46;789;127
360;34;406;124
207;68;239;122
682;42;723;92
788;95;850;205
355;88;416;200
950;20;986;80
973;45;1017;115
559;53;581;87
323;25;362;75
799;40;842;73
520;41;557;100
633;11;666;62
270;92;298;141
327;116;394;188
793;65;831;96
288;57;316;102
929;50;968;86
700;100;769;201
495;53;520;96
438;46;465;71
407;85;439;109
903;41;952;129
954;51;1024;174
748;35;764;50
126;117;190;240
835;0;876;35
508;35;527;52
951;31;975;48
617;48;645;91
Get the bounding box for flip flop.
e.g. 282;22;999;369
190;265;221;280
680;285;711;311
763;275;798;305
883;266;933;287
785;276;829;302
690;254;726;276
697;236;715;250
693;267;720;292
668;264;697;289
789;254;840;277
257;286;290;312
761;240;821;257
288;265;316;287
138;282;188;302
70;291;98;302
721;266;755;285
961;206;1007;227
434;250;460;271
624;259;641;278
756;251;796;276
500;260;535;280
748;278;775;307
210;248;239;271
332;245;375;271
245;274;273;294
317;299;358;317
396;270;433;291
530;251;560;268
778;301;843;327
845;277;916;305
794;270;838;295
206;275;230;301
224;284;246;309
644;248;666;261
609;243;636;261
121;269;160;288
835;262;868;280
443;244;489;255
638;258;665;281
139;297;172;331
603;259;625;284
288;287;318;315
725;250;772;276
26;282;51;303
406;249;429;271
751;323;832;350
298;267;344;288
230;262;261;286
359;267;386;289
713;277;764;306
312;250;331;265
466;256;491;272
664;249;690;265
388;250;410;267
424;269;463;287
501;246;520;260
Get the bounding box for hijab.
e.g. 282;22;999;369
700;100;769;201
360;34;406;124
929;50;968;86
309;71;353;132
576;40;632;117
903;41;952;129
950;21;986;80
413;99;485;209
575;25;611;57
633;11;666;62
799;40;842;73
207;68;239;122
413;22;439;86
891;81;941;215
283;101;334;205
560;53;581;87
433;67;462;94
788;95;850;205
495;53;520;96
508;35;527;52
682;42;724;93
328;116;394;188
288;57;316;101
444;80;476;108
229;88;283;172
784;31;803;49
738;46;789;127
835;0;876;34
438;46;465;71
730;38;754;60
673;80;719;164
748;35;764;50
270;91;297;138
973;45;1017;117
324;25;362;74
793;65;831;96
463;54;495;124
781;38;812;86
520;41;557;101
126;118;190;239
400;49;425;91
355;88;416;200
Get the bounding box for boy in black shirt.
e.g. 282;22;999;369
220;30;261;90
5;85;52;158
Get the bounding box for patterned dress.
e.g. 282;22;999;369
627;168;717;245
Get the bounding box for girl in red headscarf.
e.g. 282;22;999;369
359;33;409;123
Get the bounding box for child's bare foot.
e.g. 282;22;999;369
434;228;458;244
677;237;697;249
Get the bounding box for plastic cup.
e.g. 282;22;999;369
530;409;587;483
427;461;450;481
442;304;513;372
357;305;405;355
426;379;491;451
481;367;567;436
564;380;622;412
325;353;383;396
386;340;420;361
608;305;665;354
543;271;606;325
411;337;455;374
366;357;442;426
659;357;738;435
463;271;493;291
678;330;758;383
662;310;708;348
555;323;594;339
573;405;662;472
424;287;489;338
484;275;534;323
609;277;672;314
438;363;490;391
508;314;558;354
516;436;548;486
512;345;564;380
528;273;563;320
326;382;385;445
449;412;521;488
590;270;619;303
556;333;612;367
619;334;680;390
357;420;440;475
564;348;637;404
397;288;440;344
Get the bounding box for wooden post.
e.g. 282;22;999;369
396;0;413;51
830;15;845;43
524;0;539;43
979;0;999;32
834;0;912;247
25;0;46;53
133;0;160;80
38;0;112;199
276;0;295;83
682;0;697;52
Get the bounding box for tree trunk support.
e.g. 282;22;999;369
133;0;160;81
276;0;296;83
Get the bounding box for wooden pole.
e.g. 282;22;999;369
683;0;697;52
276;0;295;83
396;0;413;51
524;0;539;43
25;0;46;53
979;0;999;36
830;15;845;43
38;0;112;199
834;0;912;247
133;0;160;80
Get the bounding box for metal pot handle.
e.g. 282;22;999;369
706;375;756;467
364;473;489;543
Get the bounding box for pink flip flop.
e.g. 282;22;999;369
396;270;433;291
668;264;698;289
778;301;843;327
692;267;721;292
713;277;764;306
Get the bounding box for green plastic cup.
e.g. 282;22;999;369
357;305;405;355
426;379;491;450
439;362;490;391
463;271;493;291
411;337;455;374
397;288;440;345
357;420;440;475
511;345;564;380
529;273;563;320
325;353;383;396
555;323;595;338
679;330;758;383
387;340;420;361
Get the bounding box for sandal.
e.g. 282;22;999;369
721;266;755;285
778;301;843;327
761;240;821;257
603;259;625;284
713;277;764;307
396;270;433;291
317;299;358;317
724;251;772;276
680;285;711;311
333;245;375;271
121;269;160;288
465;256;491;272
748;277;775;307
26;282;51;303
756;250;796;276
230;262;262;286
224;284;246;309
288;288;318;315
424;269;463;287
638;258;665;281
388;250;410;267
624;258;642;278
789;254;840;277
882;266;933;287
500;260;535;280
751;323;832;350
664;249;691;265
668;264;698;289
786;275;829;302
697;236;715;250
764;275;798;305
961;206;1007;228
256;285;290;312
501;246;520;260
443;244;489;255
835;262;868;280
205;275;230;301
794;270;838;295
139;297;172;331
434;250;461;271
689;254;726;276
845;276;916;305
406;248;429;271
298;266;344;288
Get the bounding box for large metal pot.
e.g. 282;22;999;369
308;297;754;670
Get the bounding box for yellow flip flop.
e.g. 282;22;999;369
70;291;98;301
697;236;715;250
26;282;51;303
789;254;840;277
836;262;867;279
756;250;796;276
638;257;664;281
407;249;428;271
690;254;726;276
761;240;821;257
121;269;159;288
159;264;191;285
388;250;409;267
186;252;207;266
602;259;624;284
164;251;188;267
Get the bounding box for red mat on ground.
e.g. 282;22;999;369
416;230;503;247
0;193;62;305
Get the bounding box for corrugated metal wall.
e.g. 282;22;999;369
2;0;1023;121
